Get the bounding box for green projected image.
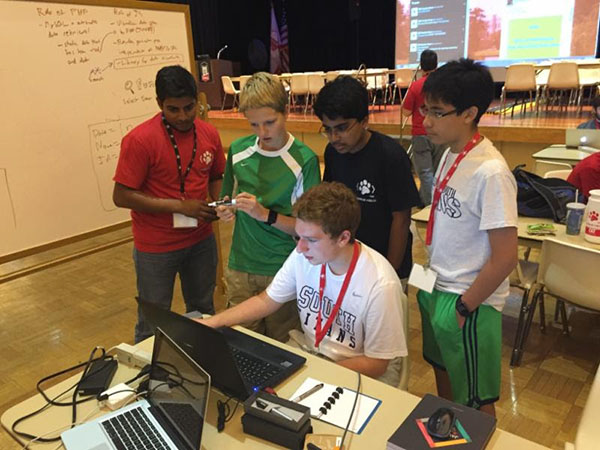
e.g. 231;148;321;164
507;16;563;59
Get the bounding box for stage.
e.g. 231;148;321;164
207;102;595;171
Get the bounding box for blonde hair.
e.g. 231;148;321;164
293;182;360;240
239;72;288;114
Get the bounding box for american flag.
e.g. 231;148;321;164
270;0;290;74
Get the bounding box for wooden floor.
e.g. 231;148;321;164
1;216;599;449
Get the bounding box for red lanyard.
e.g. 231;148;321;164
315;241;360;348
425;132;481;245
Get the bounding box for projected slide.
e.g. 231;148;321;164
396;0;600;67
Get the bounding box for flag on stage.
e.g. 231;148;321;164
270;0;290;74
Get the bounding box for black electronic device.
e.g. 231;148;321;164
426;407;456;439
77;359;118;396
138;299;306;400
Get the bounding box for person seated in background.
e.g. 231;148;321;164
567;151;600;200
201;182;407;386
402;49;447;206
416;58;518;416
313;75;421;291
577;96;600;129
216;72;321;342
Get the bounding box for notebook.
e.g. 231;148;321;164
138;299;306;400
61;327;211;450
289;377;381;434
386;394;496;450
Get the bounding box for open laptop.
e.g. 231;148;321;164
138;300;306;400
566;129;600;151
61;328;210;450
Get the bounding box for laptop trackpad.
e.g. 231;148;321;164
90;445;111;450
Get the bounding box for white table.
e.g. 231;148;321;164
532;146;592;166
2;328;552;449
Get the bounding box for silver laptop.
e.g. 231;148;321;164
61;328;210;450
566;129;600;151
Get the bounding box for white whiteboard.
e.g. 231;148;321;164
0;0;194;259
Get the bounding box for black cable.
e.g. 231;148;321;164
124;364;152;385
35;353;114;406
340;371;361;449
226;398;240;421
216;395;239;432
72;347;106;429
11;347;113;443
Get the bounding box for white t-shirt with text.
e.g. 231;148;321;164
266;243;407;362
429;137;518;310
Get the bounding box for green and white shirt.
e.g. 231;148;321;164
221;133;321;276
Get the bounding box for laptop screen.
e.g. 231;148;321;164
566;129;600;150
148;328;211;450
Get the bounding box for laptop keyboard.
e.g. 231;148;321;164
231;347;281;387
101;406;170;450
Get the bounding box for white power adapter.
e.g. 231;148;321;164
101;383;137;410
114;343;152;368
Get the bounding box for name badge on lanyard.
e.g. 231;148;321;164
162;115;200;228
410;133;481;293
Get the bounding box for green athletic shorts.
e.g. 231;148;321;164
417;289;501;408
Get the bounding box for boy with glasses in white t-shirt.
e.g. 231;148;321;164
416;58;518;417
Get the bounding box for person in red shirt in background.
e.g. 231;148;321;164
402;49;446;205
113;65;226;343
567;152;600;200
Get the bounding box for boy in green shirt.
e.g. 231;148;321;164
217;72;321;341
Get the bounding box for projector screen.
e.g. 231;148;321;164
395;0;600;67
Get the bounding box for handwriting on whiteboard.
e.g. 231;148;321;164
35;7;183;82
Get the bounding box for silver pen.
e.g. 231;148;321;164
291;383;324;403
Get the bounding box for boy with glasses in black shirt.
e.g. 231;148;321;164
313;76;421;288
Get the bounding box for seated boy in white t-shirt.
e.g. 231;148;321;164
416;58;518;417
199;182;407;384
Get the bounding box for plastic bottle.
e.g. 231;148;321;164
584;189;600;243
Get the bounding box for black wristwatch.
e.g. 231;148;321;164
265;209;278;226
455;296;472;318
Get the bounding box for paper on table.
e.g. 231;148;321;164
289;377;381;434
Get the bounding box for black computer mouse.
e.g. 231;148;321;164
426;407;456;439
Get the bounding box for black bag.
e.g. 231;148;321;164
512;164;580;223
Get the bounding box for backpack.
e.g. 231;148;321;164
512;164;581;223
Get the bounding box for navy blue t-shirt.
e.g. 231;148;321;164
323;131;421;278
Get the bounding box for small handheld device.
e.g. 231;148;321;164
208;199;236;207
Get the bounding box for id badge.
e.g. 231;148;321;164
408;263;437;293
173;213;198;228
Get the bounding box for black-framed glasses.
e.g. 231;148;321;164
418;105;458;119
319;120;360;138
